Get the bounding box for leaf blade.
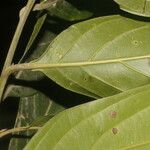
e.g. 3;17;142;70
24;84;150;150
8;92;64;150
114;0;150;17
33;15;150;98
47;0;92;21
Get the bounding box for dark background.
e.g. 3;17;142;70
0;1;26;149
0;1;26;70
0;0;119;149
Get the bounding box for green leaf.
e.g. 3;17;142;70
24;84;150;150
8;92;64;150
114;0;150;17
47;0;92;21
8;22;62;150
33;15;150;98
6;28;56;98
19;13;47;63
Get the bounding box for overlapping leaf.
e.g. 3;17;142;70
33;15;150;98
114;0;150;17
25;84;150;150
20;13;47;63
6;27;56;98
8;92;64;150
47;0;92;21
7;5;86;148
8;27;64;149
7;17;62;150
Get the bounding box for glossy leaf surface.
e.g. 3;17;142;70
34;15;150;98
25;85;150;150
114;0;150;17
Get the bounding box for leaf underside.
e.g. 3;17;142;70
47;0;92;21
8;23;62;150
24;84;150;150
7;1;91;149
114;0;150;17
8;92;64;150
34;15;150;98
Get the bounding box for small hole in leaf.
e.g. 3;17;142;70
84;78;87;81
132;40;139;46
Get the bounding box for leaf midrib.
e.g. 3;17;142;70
33;54;150;69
